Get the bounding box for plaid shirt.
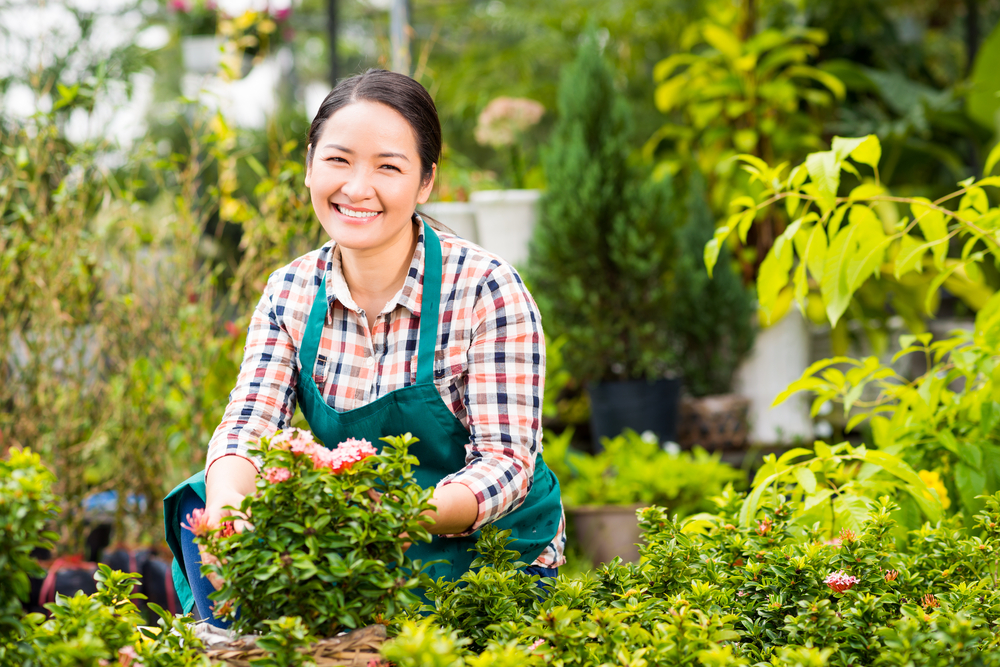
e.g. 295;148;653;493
206;221;565;568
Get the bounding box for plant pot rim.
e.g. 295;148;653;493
420;201;475;212
468;188;542;203
567;503;647;514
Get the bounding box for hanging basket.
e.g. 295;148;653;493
204;624;387;667
677;394;750;451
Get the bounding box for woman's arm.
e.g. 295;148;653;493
423;483;478;535
436;262;546;535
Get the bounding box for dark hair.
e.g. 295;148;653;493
307;69;441;185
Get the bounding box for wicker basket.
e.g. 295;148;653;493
205;624;386;667
677;394;750;451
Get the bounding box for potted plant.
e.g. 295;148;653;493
671;172;756;451
544;429;744;565
417;145;501;244
527;36;680;447
469;96;546;265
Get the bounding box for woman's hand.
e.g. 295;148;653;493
202;456;259;590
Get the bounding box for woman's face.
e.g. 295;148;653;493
305;100;435;254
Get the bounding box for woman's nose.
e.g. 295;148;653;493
341;168;375;201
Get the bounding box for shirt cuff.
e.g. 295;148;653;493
436;478;490;538
205;452;261;480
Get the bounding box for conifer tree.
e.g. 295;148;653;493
670;172;756;397
527;35;677;384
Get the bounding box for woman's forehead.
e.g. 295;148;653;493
317;101;418;155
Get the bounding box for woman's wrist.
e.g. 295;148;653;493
205;455;258;508
423;482;479;535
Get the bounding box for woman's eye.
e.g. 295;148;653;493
380;164;401;172
326;156;347;163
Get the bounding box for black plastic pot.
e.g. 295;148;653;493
587;377;683;449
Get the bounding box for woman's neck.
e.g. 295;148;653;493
339;221;419;327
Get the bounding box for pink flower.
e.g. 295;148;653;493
269;428;315;451
825;570;859;594
328;438;377;473
264;467;291;483
168;0;191;12
474;97;545;148
182;508;212;537
272;7;291;21
529;638;545;652
118;646;138;667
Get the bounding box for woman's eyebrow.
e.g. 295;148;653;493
323;144;410;161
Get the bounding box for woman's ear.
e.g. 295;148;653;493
417;163;437;205
304;145;313;187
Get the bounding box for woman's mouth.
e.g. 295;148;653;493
335;203;381;220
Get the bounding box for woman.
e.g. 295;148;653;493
163;69;566;626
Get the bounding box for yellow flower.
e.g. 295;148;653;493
919;470;951;510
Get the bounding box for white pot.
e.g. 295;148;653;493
468;189;541;266
734;308;814;444
418;202;478;244
181;35;223;75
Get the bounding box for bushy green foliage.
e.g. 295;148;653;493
670;172;756;397
527;35;677;384
392;491;1000;667
545;428;745;509
196;432;435;637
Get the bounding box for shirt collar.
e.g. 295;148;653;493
324;218;426;318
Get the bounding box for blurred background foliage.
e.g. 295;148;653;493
1;0;1000;553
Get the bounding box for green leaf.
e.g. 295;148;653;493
806;150;840;209
894;235;928;279
704;225;732;278
758;245;793;319
821;223;859;326
831;136;867;161
911;198;949;269
863;450;941;521
850;135;882;169
955;462;986;517
804;222;828;283
986;141;1000;176
739;470;782;527
794;467;817;494
737;209;757;244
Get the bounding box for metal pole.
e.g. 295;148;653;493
390;0;410;75
328;0;339;85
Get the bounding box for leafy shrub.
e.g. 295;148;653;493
527;33;677;384
0;449;57;659
670;172;756;398
545;428;745;510
388;487;1000;667
194;431;435;637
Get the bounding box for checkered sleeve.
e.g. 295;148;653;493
438;263;545;533
205;270;300;474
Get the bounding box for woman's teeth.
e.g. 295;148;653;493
336;205;379;219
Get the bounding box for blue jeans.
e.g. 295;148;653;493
178;487;234;628
180;488;559;626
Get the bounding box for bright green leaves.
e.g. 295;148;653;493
805;150;841;211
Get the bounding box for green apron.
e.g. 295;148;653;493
164;221;563;615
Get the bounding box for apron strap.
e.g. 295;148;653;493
299;276;329;383
416;221;442;386
299;220;443;387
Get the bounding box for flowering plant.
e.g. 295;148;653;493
190;430;436;637
474;96;545;189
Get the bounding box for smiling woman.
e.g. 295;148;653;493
162;69;566;628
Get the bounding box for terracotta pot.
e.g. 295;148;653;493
569;503;644;565
677;393;751;450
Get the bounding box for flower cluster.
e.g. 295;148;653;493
824;570;859;593
474;97;545;148
266;429;377;478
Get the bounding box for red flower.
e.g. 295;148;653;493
182;508;212;537
825;570;859;593
884;570;898;582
